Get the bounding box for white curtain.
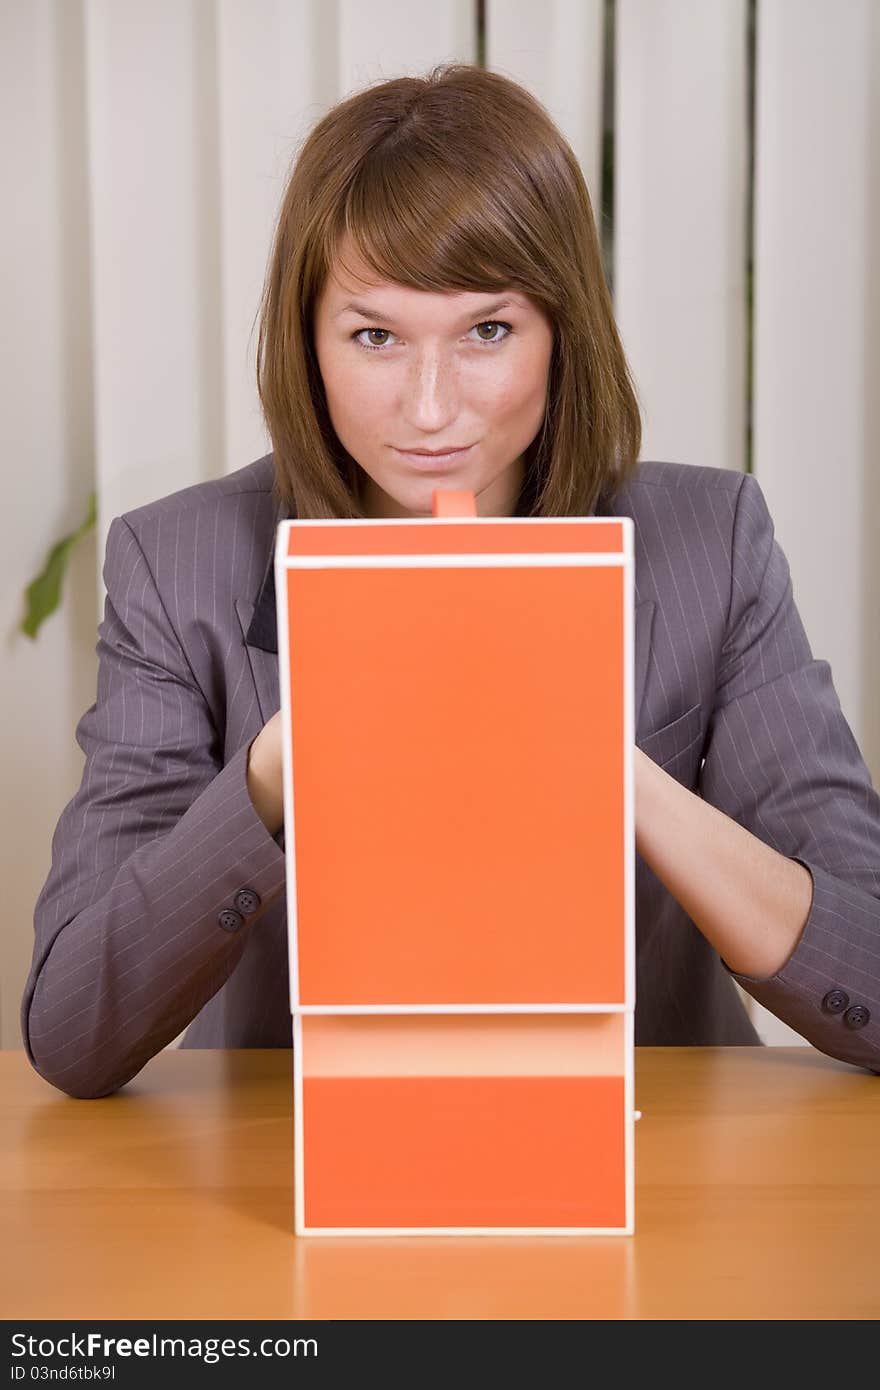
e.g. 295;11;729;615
2;0;877;1046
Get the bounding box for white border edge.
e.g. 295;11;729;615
275;521;300;1013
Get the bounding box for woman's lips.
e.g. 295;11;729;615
392;444;474;470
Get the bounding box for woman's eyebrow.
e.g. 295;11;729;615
335;298;516;324
336;302;394;322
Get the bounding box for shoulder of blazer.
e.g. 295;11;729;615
600;459;744;513
118;453;279;535
598;460;748;577
107;455;283;658
598;461;755;637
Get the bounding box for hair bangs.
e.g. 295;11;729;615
332;141;552;305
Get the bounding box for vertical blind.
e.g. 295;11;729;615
2;0;878;1048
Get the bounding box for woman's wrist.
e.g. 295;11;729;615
245;725;284;837
634;746;812;978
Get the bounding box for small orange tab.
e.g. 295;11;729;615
432;490;477;517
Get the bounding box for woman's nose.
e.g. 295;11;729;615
401;350;459;434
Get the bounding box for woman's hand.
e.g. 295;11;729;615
245;723;814;972
634;746;813;979
246;710;285;836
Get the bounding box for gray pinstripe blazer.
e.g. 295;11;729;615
22;455;880;1096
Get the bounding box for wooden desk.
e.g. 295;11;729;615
1;1047;877;1320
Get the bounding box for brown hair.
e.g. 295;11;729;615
257;64;641;519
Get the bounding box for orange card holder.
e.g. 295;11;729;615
276;491;635;1234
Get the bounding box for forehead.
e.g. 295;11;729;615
325;238;388;292
319;238;529;317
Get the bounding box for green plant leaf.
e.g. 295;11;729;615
20;492;97;639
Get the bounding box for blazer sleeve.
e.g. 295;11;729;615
21;516;287;1098
699;474;880;1072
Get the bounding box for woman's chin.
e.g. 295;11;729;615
361;472;462;519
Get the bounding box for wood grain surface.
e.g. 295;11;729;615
1;1047;877;1320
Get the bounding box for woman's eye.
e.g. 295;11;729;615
471;320;511;344
354;328;396;350
353;322;511;350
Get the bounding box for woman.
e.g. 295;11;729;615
23;65;880;1097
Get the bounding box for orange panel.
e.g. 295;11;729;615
288;519;624;556
287;564;625;1005
302;1074;626;1229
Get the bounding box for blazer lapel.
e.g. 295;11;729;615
233;594;278;722
595;487;654;737
234;539;279;722
633;598;655;738
235;505;284;725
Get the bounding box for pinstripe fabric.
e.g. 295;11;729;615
22;455;880;1096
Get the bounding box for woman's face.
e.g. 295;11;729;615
313;243;554;517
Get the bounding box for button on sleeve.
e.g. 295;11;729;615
217;908;245;933
233;888;262;917
843;1005;870;1030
